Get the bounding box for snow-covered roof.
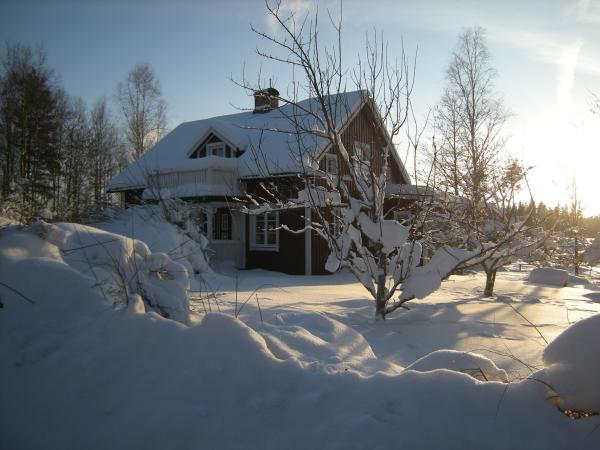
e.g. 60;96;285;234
108;91;368;192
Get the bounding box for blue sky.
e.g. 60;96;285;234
2;0;600;213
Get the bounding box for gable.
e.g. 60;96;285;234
107;90;368;192
188;130;241;159
317;102;410;184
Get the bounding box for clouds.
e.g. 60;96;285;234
570;0;600;23
264;0;315;34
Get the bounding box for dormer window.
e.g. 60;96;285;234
207;142;228;157
189;133;236;159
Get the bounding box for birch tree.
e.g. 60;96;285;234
443;27;508;217
88;97;122;206
117;63;167;159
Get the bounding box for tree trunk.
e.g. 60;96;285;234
374;273;387;319
574;235;580;276
483;269;496;297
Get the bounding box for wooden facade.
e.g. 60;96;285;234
318;103;408;185
242;102;412;275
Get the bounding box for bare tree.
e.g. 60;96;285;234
234;1;477;319
116;63;167;160
428;88;463;196
59;96;89;220
426;28;545;296
443;27;508;217
462;161;544;296
88;97;123;206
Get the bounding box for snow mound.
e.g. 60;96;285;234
568;275;590;286
405;350;508;382
14;221;190;324
260;311;402;375
97;204;211;284
529;267;568;287
540;313;600;412
1;231;599;448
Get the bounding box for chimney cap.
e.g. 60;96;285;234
254;87;280;97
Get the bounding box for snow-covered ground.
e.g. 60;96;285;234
196;268;600;380
1;221;600;450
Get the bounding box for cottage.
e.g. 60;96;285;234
107;89;412;275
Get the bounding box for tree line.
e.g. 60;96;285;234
515;201;600;237
0;42;167;222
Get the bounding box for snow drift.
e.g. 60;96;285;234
1;227;599;449
539;313;600;412
28;221;190;323
529;267;569;287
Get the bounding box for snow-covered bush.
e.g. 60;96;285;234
98;203;211;279
529;267;569;287
30;221;191;323
583;233;600;265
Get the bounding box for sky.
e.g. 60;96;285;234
1;0;599;214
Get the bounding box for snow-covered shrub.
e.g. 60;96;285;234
98;203;211;279
31;221;191;323
529;267;569;287
583;233;600;265
539;313;600;412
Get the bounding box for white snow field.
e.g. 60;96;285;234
1;223;600;450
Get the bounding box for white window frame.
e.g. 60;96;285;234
324;153;338;176
206;142;226;158
250;211;279;251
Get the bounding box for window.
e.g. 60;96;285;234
213;208;232;240
354;141;372;161
250;211;279;251
206;142;226;157
324;153;338;176
197;209;208;235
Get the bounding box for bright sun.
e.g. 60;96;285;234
510;108;600;216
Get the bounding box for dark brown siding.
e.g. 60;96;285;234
245;207;306;275
318;103;408;185
311;227;330;275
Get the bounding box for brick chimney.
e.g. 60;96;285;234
253;87;279;113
